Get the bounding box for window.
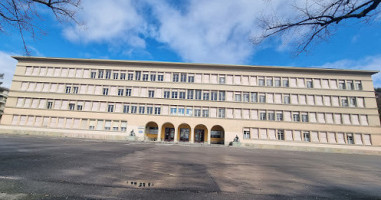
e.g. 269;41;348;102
90;71;96;79
349;97;356;107
108;105;114;112
219;91;225;101
339;80;346;89
235;94;241;102
120;73;126;80
188;75;194;83
154;107;161;115
104;121;111;130
148;90;155;98
341;97;349;107
171;91;178;99
187;90;194;99
178;108;185;115
173;73;179;82
139;106;145;114
164;91;170;98
202;109;209;117
150;74;156;81
276;112;283;121
103;88;109;95
268;112;275;121
135;71;141;81
355;81;362;90
219;76;225;84
303;132;311;142
98;70;104;78
284;95;290;104
131;106;137;113
65;86;71;94
293;113;300;122
211;91;218;101
203;92;210;100
127;73;134;80
47;101;53;109
180;73;187;82
186;108;193;116
243;130;250;139
194;109;201;117
195;90;202;100
274;78;281;87
125;89;131;96
277;130;284;140
347;81;354;90
179;91;186;99
142;73;149;81
243;93;249;102
302;114;308;122
260;112;266;120
251;92;257;103
259;94;266;103
105;70;111;79
123;105;129;113
218;108;225;118
69;103;75;110
306;80;313;88
158;74;164;81
258;78;265;86
77;104;83;111
147;106;153;114
170;107;177;115
266;78;273;87
73;87;78;94
347;133;354;144
118;89;124;96
283;79;289;87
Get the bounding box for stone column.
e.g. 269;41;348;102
174;126;178;143
207;128;211;144
157;125;161;142
190;128;194;143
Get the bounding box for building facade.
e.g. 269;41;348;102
0;73;9;121
1;56;380;147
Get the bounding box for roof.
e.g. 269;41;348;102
12;56;379;75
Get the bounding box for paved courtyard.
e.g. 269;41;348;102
0;134;380;200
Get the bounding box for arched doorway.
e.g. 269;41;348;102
145;122;158;141
211;125;225;144
161;123;175;142
194;124;208;143
178;123;191;142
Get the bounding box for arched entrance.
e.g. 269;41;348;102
194;124;208;143
211;125;225;144
145;122;158;141
161;123;175;142
178;123;191;142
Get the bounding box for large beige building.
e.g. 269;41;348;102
1;56;380;147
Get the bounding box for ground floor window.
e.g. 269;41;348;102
347;133;354;144
211;131;223;138
303;132;311;142
243;130;250;139
277;130;284;140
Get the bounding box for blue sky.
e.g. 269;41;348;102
1;0;381;88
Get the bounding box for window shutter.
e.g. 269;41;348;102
284;111;291;121
165;73;171;82
16;98;24;107
35;116;42;127
251;128;259;139
307;95;314;105
315;96;323;105
309;113;317;123
195;74;202;83
226;91;233;101
155;88;162;98
25;67;33;75
268;129;276;140
360;115;368;126
203;74;210;83
87;85;95;94
210;108;217;118
242;76;249;85
249;76;257;86
57;118;65;128
289;78;297;87
321;79;329;88
329;80;337;89
275;94;282;104
92;102;99;111
35;83;43;92
65;118;73;128
115;103;122;112
21;82;28;91
234;109;241;119
226;108;233;118
291;95;298;104
351;115;360;125
46;68;54;76
79;85;87;94
354;134;363;145
53;68;61;77
328;132;336;143
299;95;306;105
313;79;321;88
363;134;371;145
331;96;339;106
285;130;293;141
319;132;327;143
357;98;364;107
100;103;107;112
38;99;46;109
42;83;50;92
84;102;92;111
61;68;68;77
234;75;241;85
297;78;305;87
323;96;331;106
110;87;117;96
72;118;80;129
334;114;341;124
83;69;90;78
336;133;345;144
57;84;65;93
325;113;333;124
211;74;218;84
132;88;139;96
293;131;301;141
311;132;319;142
259;129;267;139
54;100;61;109
342;114;351;125
267;93;274;103
162;105;169;115
226;75;233;84
24;98;31;107
26;116;35;126
250;110;258;120
27;83;35;92
242;109;249;119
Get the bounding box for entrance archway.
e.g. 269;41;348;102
178;123;191;142
145;122;158;141
194;124;208;143
161;123;175;142
211;125;225;144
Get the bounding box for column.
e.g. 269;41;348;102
190;128;194;143
207;128;211;144
174;127;178;143
157;125;161;142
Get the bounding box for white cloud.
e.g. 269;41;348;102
314;55;381;88
0;51;17;88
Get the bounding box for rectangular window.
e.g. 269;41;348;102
268;112;275;121
218;108;225;118
202;109;209;117
303;132;311;142
148;90;155;98
260;112;266;120
186;108;193;116
65;86;71;94
173;73;179;82
188;75;194;83
131;106;137;113
69;103;75;110
164;91;170;98
341;97;349;107
195;90;202;100
243;130;250;139
259;94;266;103
283;79;289;87
171;91;178;99
150;74;156;81
349;97;356;107
108;105;114;112
203;92;210;100
339;80;346;89
274;78;281;87
73;87;78;94
170;107;177;115
276;112;283;121
242;93;249;102
125;89;132;96
209;91;217;101
347;133;354;144
251;92;257;103
293;113;300;122
302;114;308;122
77;105;83;111
158;74;164;81
90;71;96;79
266;78;273;87
194;109;201;117
355;81;362;90
103;88;109;95
347;81;354;90
147;106;153;114
135;71;141;81
219;91;225;101
128;73;134;80
47;101;53;109
277;130;285;140
120;73;126;80
123;105;129;113
142;73;149;81
235;93;241;102
284;95;290;104
154;107;161;115
98;70;104;78
178;107;185;115
187;90;194;99
105;70;111;79
139;106;145;114
306;80;313;88
180;73;187;82
118;89;124;96
219;76;225;84
258;78;265;86
179;91;186;99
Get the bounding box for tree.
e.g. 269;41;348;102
255;0;381;54
0;0;81;55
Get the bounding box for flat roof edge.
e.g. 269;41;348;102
12;56;379;75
